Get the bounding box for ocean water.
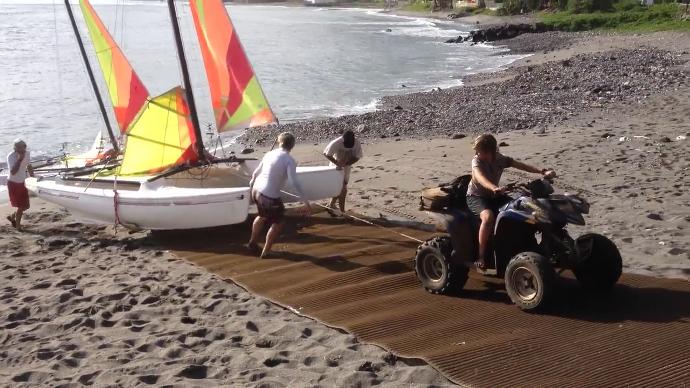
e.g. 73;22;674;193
0;1;523;157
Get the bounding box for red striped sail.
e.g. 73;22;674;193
190;0;277;133
80;0;149;134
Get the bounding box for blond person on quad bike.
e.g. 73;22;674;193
467;134;556;272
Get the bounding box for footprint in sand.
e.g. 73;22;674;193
77;371;100;385
11;371;49;384
245;321;259;332
255;337;274;348
36;349;55;361
263;357;289;367
138;375;159;385
176;364;207;379
250;372;266;382
303;356;317;366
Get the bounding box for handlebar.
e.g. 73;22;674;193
498;177;555;197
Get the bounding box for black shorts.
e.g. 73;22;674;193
254;192;285;223
466;195;510;216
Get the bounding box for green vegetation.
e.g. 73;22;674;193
540;3;690;32
403;0;432;11
453;5;500;14
400;0;689;31
472;7;500;14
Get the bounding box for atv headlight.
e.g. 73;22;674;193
521;198;551;224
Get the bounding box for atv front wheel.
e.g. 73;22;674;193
573;233;622;292
505;252;554;312
414;236;469;294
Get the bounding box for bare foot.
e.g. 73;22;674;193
260;250;282;259
246;242;261;256
6;215;15;228
474;260;494;275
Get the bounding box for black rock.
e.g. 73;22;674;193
452;133;466;140
240;147;254;154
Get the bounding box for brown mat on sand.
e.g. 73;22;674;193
169;215;690;387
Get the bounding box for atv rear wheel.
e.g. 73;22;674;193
505;252;554;312
573;233;622;292
414;236;469;294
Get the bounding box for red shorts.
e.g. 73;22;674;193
7;181;30;210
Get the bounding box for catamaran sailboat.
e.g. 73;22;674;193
25;0;343;230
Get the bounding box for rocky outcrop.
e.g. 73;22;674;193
446;23;555;44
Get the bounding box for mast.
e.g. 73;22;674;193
166;0;206;162
64;0;120;153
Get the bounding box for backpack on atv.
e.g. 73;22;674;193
419;175;471;212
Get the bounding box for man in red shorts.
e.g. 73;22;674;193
6;139;33;231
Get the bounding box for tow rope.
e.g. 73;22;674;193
279;189;424;244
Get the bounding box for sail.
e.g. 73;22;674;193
80;0;149;134
190;0;277;133
119;87;198;176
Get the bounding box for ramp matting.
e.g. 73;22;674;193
170;216;690;387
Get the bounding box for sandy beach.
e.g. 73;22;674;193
0;202;453;386
2;26;689;386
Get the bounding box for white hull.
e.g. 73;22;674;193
25;164;343;230
26;178;250;230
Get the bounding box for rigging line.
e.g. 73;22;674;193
279;190;424;244
169;2;187;101
119;0;126;51
106;1;118;108
161;93;174;166
52;0;64;103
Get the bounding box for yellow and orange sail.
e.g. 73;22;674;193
80;0;148;134
119;87;198;176
190;0;277;133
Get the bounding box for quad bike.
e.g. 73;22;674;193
415;176;622;311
